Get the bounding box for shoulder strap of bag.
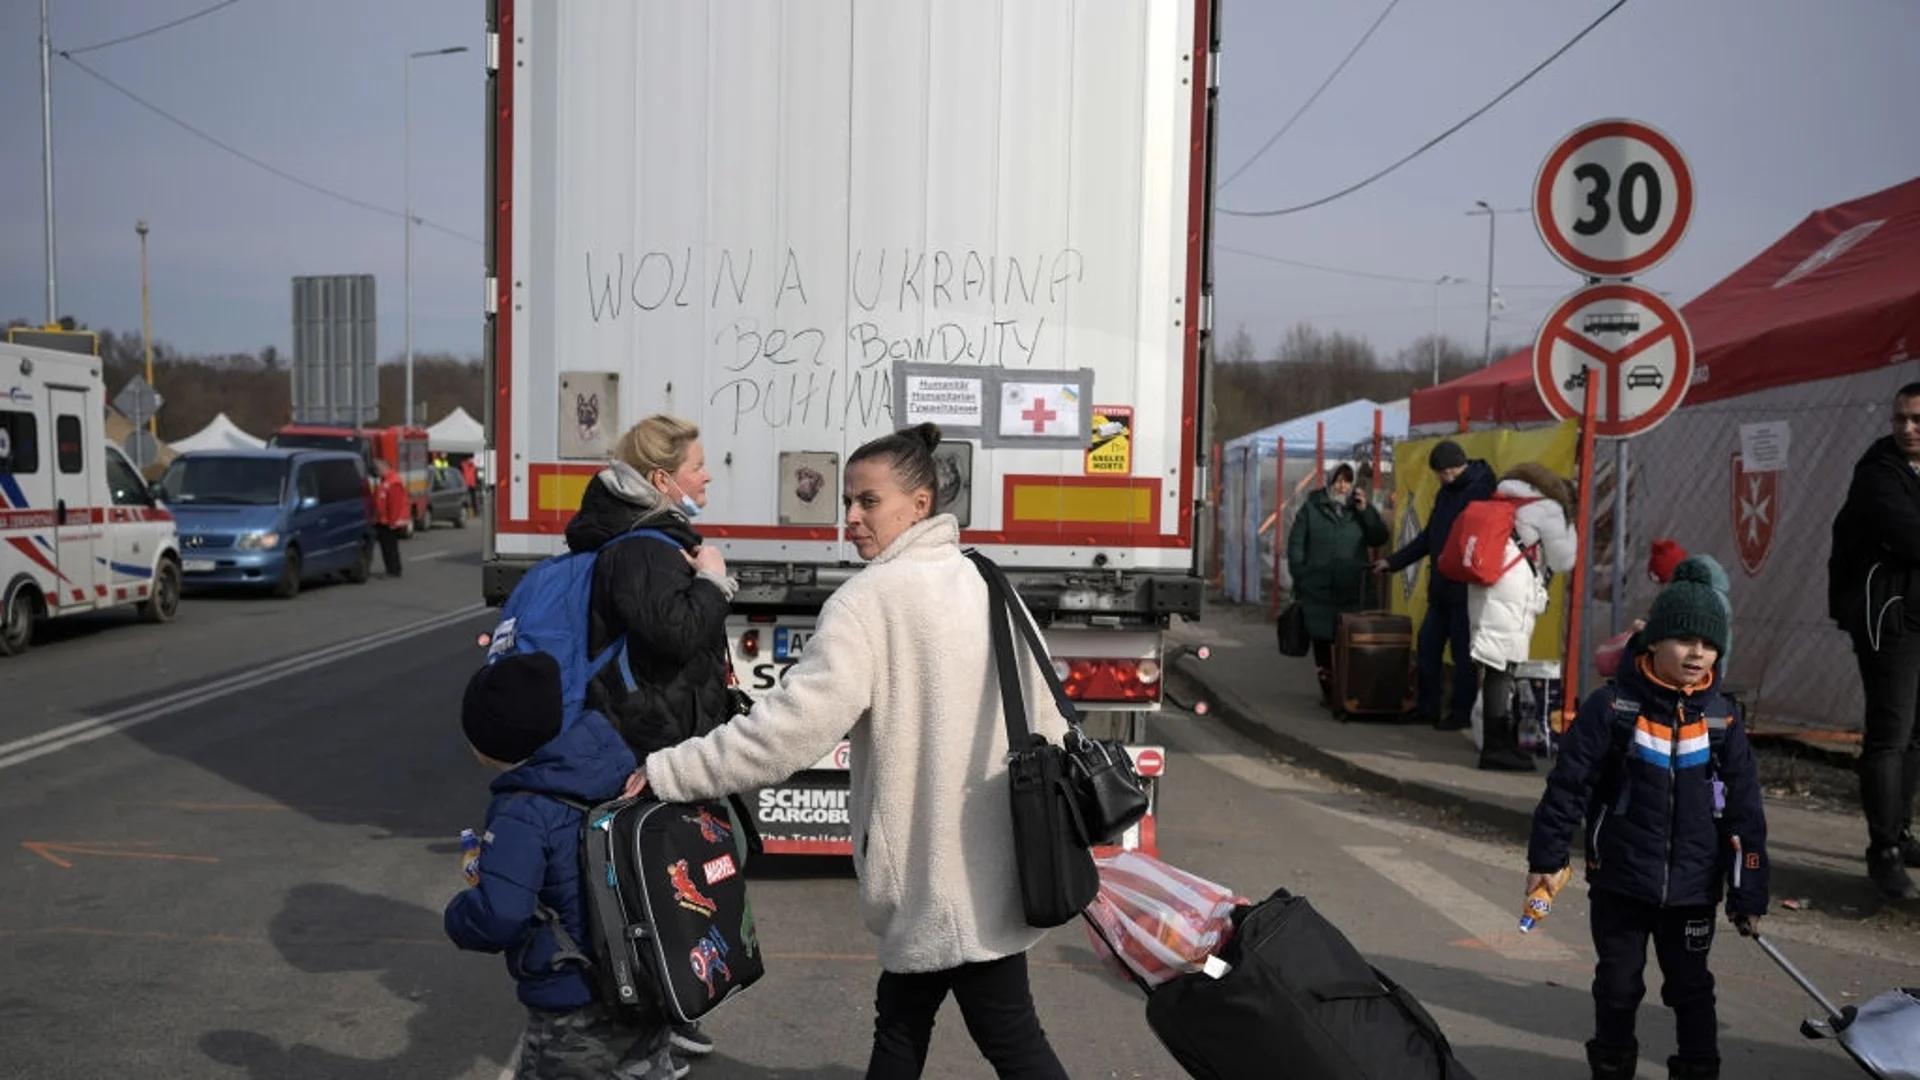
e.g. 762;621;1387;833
973;551;1039;752
967;550;1079;726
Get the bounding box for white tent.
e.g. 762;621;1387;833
169;412;266;453
427;406;485;455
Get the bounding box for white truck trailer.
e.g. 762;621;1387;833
481;0;1219;855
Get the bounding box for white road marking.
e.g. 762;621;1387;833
413;549;453;562
1345;845;1578;962
0;603;488;772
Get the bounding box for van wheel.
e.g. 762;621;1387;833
0;588;36;657
140;559;182;624
273;549;303;599
345;538;372;584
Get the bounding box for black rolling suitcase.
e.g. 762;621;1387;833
1142;888;1475;1080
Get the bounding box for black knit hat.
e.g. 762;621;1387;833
1428;440;1468;471
461;653;564;763
1643;555;1731;655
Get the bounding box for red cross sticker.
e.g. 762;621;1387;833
1022;398;1057;433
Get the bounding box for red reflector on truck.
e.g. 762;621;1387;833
1059;658;1162;703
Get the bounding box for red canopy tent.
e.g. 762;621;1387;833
1411;176;1920;429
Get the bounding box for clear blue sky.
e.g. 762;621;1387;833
2;0;1916;364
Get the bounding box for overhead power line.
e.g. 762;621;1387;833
1217;245;1578;291
1219;0;1631;219
1217;0;1405;192
64;0;243;56
59;52;481;246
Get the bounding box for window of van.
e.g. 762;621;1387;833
296;466;321;504
161;457;288;505
317;459;365;504
56;415;82;473
0;410;37;474
106;450;151;506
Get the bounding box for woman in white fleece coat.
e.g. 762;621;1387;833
1467;462;1578;773
636;423;1071;1080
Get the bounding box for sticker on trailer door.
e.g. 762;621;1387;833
753;781;851;842
1085;406;1133;475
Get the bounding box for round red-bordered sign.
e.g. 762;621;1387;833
1531;283;1694;437
1534;119;1693;278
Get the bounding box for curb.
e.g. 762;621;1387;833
1170;659;1537;842
1172;657;1920;928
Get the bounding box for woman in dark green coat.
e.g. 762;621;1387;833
1286;463;1390;704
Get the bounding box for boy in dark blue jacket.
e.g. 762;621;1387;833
1527;556;1769;1080
446;653;681;1080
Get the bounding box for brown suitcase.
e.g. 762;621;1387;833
1332;610;1415;720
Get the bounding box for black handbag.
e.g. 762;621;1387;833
968;553;1150;844
1277;601;1310;657
969;552;1110;927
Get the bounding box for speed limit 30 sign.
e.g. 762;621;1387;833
1534;119;1693;279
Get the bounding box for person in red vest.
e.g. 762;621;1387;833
373;459;408;578
460;455;480;512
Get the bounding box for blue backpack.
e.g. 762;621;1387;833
482;528;677;730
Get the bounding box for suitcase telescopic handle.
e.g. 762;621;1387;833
1750;933;1847;1024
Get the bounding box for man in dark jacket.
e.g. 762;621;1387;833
1828;380;1920;899
446;654;682;1079
564;461;739;758
1376;441;1497;729
1527;559;1767;1080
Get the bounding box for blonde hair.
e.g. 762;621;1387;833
615;415;700;483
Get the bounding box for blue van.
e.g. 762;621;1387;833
157;448;374;597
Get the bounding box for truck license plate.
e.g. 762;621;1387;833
774;627;811;662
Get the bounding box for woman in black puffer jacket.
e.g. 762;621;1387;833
564;414;738;759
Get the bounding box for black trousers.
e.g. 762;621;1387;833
1853;627;1920;852
375;525;403;577
1589;890;1719;1066
866;952;1067;1080
1477;662;1511;746
1416;595;1477;722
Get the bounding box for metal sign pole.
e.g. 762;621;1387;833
1611;439;1629;636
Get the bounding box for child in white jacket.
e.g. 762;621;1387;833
1468;462;1578;772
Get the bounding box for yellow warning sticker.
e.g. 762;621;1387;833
1086;406;1133;475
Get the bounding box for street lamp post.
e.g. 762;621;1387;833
1471;200;1497;368
137;221;154;437
39;0;58;324
405;44;468;429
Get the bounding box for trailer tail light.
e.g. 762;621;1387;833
1056;657;1162;703
738;629;760;660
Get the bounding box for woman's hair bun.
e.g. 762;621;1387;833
901;422;942;453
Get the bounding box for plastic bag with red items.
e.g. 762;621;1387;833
1082;852;1250;989
1594;630;1634;679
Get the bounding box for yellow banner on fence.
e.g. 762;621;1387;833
1387;422;1579;663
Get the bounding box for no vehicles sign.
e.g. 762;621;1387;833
1531;283;1693;437
1534;119;1693;278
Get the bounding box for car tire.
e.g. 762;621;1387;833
273;549;303;599
345;538;372;584
0;587;36;657
455;503;468;529
139;559;182;624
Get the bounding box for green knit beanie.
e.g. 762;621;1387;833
1643;554;1731;655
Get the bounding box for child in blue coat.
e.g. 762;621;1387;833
1527;556;1769;1080
445;653;681;1080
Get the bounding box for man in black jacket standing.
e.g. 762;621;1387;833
1376;441;1497;730
1829;381;1920;899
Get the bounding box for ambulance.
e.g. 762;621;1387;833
0;342;184;656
